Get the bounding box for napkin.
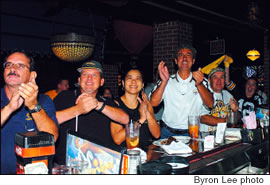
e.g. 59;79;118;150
161;141;192;154
25;162;48;174
215;122;227;144
204;135;215;149
130;147;147;163
242;111;257;129
225;128;242;140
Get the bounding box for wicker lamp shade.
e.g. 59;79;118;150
51;33;95;62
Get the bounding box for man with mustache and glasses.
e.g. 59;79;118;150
1;51;59;174
150;44;214;139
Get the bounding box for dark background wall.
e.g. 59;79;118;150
1;1;269;99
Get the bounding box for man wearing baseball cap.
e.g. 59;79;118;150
53;60;129;165
200;67;239;134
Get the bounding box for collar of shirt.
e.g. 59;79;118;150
176;72;193;83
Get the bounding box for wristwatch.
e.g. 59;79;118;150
96;102;105;112
29;103;42;114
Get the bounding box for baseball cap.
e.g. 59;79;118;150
208;67;225;79
77;60;103;74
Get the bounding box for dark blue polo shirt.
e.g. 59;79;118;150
1;87;58;174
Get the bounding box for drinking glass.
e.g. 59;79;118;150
70;160;89;174
189;140;199;153
188;116;200;139
125;120;140;149
52;165;71;174
227;109;238;126
127;150;141;174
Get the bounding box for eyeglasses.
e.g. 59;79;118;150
3;62;30;70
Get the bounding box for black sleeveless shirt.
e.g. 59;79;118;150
115;97;152;148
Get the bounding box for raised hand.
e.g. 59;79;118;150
158;61;170;83
18;77;38;109
224;55;233;68
192;67;204;86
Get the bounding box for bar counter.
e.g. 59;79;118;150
145;138;269;174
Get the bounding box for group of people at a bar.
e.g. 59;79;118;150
1;44;267;174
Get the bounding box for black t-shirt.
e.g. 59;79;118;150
115;97;152;148
53;89;120;165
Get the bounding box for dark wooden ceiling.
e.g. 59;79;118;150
38;0;269;30
36;0;267;69
1;0;268;86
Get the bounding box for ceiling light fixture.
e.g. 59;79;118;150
246;49;260;61
51;32;95;62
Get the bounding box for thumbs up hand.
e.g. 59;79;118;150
192;67;204;86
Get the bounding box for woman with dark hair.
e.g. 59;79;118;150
111;67;160;148
238;77;264;118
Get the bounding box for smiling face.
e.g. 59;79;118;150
122;69;144;95
3;52;32;88
245;79;257;98
78;68;104;94
174;48;195;72
209;71;225;93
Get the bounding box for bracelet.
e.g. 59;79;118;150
226;81;236;91
137;120;144;125
137;120;148;125
97;102;105;112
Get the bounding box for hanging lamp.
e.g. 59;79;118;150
51;32;95;62
246;49;260;61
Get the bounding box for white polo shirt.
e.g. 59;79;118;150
152;72;207;129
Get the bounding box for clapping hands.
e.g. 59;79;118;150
8;91;24;112
75;93;99;115
137;91;155;124
18;77;38;110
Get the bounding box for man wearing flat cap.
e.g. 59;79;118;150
200;67;239;134
53;60;129;165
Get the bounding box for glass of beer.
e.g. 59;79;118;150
125;120;140;149
189;140;199;153
188;116;200;139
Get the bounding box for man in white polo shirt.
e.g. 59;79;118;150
150;44;214;139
